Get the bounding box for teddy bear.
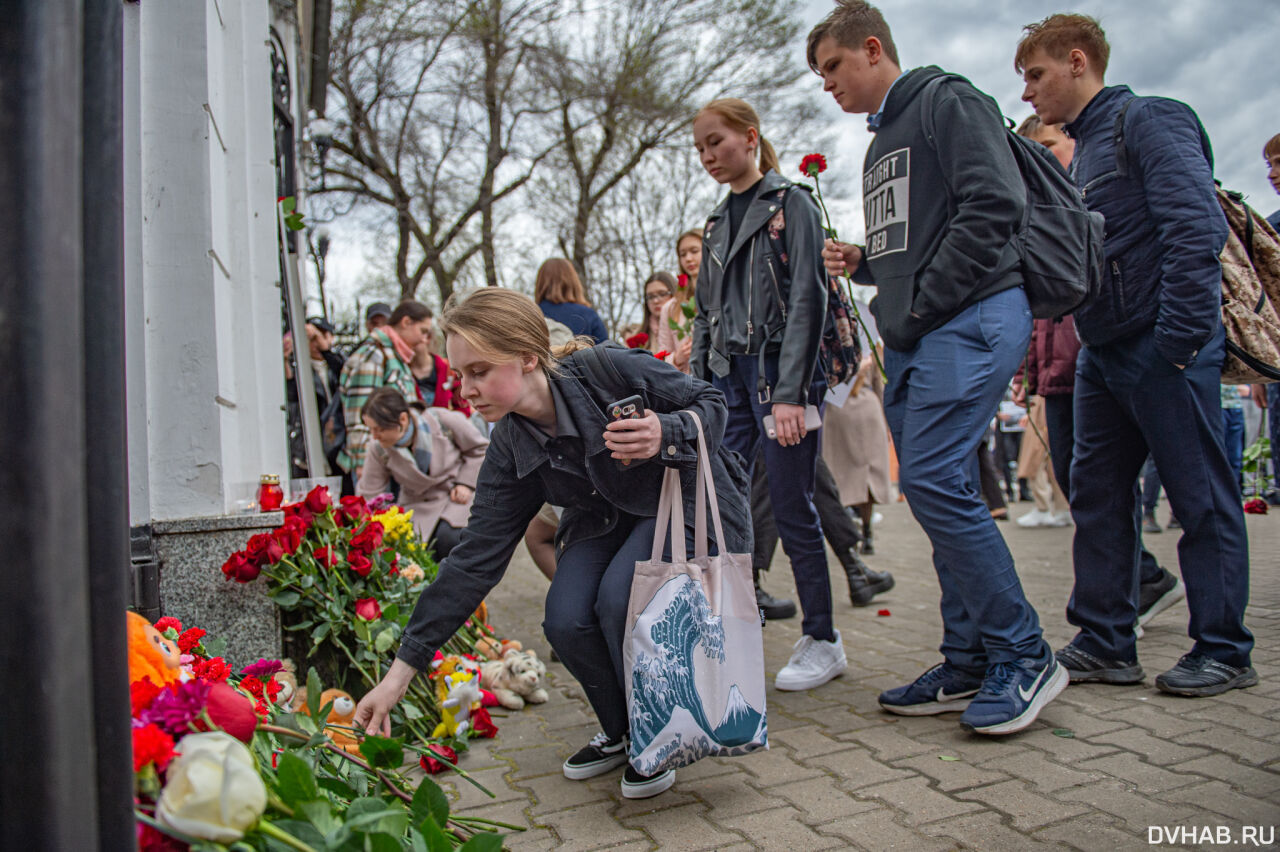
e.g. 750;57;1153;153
273;660;299;709
298;687;362;753
479;648;549;711
474;636;522;661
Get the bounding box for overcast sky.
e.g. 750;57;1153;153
321;0;1279;312
804;0;1280;241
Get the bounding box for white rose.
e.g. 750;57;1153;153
157;731;267;842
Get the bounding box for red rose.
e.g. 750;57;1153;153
355;597;382;621
469;706;498;738
624;332;649;349
654;350;671;360
176;627;206;654
153;616;183;635
245;532;285;568
348;552;373;578
192;656;230;682
677;273;689;290
350;521;384;555
1244;498;1268;514
221;551;260;582
273;517;306;555
304;485;332;515
419;743;457;774
313;546;338;570
130;677;164;716
138;822;187;852
338;495;371;525
196;681;258;742
799;153;827;177
131;723;176;772
283;501;314;527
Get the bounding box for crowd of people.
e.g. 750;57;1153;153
274;1;1277;803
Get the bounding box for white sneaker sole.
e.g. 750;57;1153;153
621;768;675;799
775;658;847;691
965;662;1069;736
562;752;628;780
1138;578;1186;627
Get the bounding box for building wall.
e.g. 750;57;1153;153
125;0;289;523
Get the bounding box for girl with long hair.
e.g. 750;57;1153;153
656;228;704;372
639;271;675;351
689;98;846;691
534;257;609;344
354;288;751;800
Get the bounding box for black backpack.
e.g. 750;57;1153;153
755;184;863;391
920;74;1105;319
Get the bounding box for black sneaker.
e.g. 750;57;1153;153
562;733;628;780
620;764;675;799
1155;653;1259;697
1142;510;1162;534
1137;569;1185;628
1055;643;1144;684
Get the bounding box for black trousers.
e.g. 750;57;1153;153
752;454;859;574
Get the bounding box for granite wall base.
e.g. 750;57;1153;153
153;512;284;667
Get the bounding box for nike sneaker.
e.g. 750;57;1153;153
878;661;983;716
960;651;1068;735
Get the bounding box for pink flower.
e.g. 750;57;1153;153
239;658;284;679
355;598;382;621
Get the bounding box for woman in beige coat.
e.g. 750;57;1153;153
357;387;489;558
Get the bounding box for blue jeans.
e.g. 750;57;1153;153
1222;407;1244;491
1070;325;1252;667
543;514;655;741
714;354;833;641
882;286;1045;671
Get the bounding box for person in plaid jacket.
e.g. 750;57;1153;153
337;300;433;478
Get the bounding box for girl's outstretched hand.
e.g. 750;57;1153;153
604;409;662;460
823;238;862;278
353;658;418;737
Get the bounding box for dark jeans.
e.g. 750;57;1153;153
752;455;860;574
542;514;654;741
715;354;833;641
1047;393;1163;586
882;286;1046;671
1070;325;1252;667
1223;407;1244;490
430;520;463;560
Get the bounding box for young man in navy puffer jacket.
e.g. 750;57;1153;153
1018;13;1255;697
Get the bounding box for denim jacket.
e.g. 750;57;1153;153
396;346;752;671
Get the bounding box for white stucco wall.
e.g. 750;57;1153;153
125;0;289;523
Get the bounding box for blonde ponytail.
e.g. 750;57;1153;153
697;98;778;175
757;136;780;175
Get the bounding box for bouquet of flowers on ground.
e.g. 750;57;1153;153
132;616;512;851
220;486;493;745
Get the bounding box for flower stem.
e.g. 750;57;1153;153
258;818;321;852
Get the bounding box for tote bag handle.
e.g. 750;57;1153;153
649;410;730;563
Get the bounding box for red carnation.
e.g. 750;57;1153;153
799;153;827;177
221;551;261;582
338;495;371;525
355;597;382;621
419;743;457;774
197;681;259;742
273;517;306;555
153;616;183;635
348;552;373;578
1244;498;1268;515
304;485;332;515
176;627;206;654
131;723;176;772
192;656;230;682
469;706;498;739
130;677;164;716
624;332;649;349
313;546;338;570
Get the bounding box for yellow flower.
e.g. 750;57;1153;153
373;506;414;543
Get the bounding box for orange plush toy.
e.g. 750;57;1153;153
298;687;362;754
126;611;182;687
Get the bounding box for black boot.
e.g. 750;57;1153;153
754;567;797;620
839;547;894;606
860;527;875;556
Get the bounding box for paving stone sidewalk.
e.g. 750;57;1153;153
439;501;1280;850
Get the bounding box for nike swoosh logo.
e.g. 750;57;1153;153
1018;667;1048;702
935;687;974;702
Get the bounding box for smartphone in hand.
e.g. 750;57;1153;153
607;395;644;465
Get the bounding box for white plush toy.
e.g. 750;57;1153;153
480;648;549;711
